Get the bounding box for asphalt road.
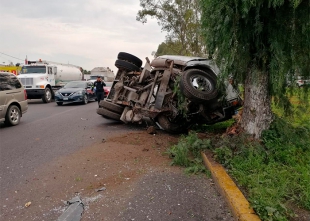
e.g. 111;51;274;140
0;99;144;203
0;99;234;221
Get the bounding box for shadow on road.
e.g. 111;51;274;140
27;99;96;106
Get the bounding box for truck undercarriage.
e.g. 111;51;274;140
97;52;242;133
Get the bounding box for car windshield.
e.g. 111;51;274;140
20;66;46;74
105;82;113;87
64;82;86;88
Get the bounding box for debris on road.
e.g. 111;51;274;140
25;202;31;207
57;196;84;221
95;187;106;192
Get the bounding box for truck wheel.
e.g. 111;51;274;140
180;69;218;102
115;59;140;72
97;107;121;121
156;114;188;134
56;102;63;106
82;94;88;105
117;52;142;68
42;88;52;103
99;100;124;114
5;105;21;126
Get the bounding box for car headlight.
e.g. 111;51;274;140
55;91;60;95
73;91;83;95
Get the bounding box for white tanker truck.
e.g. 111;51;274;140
17;59;83;103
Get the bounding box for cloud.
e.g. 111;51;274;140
0;0;166;72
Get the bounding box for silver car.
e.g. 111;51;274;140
0;72;28;126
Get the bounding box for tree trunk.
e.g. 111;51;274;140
241;71;273;139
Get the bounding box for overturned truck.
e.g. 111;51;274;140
97;52;242;133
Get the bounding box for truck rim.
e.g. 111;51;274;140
46;89;52;101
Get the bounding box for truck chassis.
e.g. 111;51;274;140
97;52;242;133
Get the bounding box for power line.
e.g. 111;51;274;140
0;52;24;61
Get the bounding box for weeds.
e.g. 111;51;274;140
167;132;212;174
191;119;235;133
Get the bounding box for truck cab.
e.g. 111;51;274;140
18;63;56;103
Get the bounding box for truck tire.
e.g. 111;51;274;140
5;105;21;126
180;69;218;102
99;100;124;114
115;59;140;72
97;107;122;121
156;114;188;134
42;88;52;103
117;52;142;68
82;94;88;105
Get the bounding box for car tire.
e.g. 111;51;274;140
115;59;140;72
5;105;21;126
42;87;52;103
156;114;188;134
99;100;124;114
97;107;122;121
56;102;63;106
180;69;218;102
82;94;88;105
117;52;142;68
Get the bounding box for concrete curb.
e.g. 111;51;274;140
202;151;261;221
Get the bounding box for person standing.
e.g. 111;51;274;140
93;76;106;105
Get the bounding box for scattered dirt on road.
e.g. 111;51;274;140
0;129;234;221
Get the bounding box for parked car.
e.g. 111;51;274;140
0;72;28;126
96;52;243;133
54;81;96;105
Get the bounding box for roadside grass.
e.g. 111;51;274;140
167;132;211;174
168;89;310;221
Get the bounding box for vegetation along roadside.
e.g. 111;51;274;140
167;88;310;221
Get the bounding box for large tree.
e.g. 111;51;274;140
200;0;310;138
137;0;206;57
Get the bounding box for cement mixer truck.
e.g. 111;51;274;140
17;59;83;103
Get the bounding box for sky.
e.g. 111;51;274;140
0;0;166;73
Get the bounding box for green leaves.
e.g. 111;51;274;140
200;0;310;85
137;0;207;57
167;132;212;174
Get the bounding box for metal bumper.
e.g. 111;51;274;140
26;89;45;99
55;95;84;103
